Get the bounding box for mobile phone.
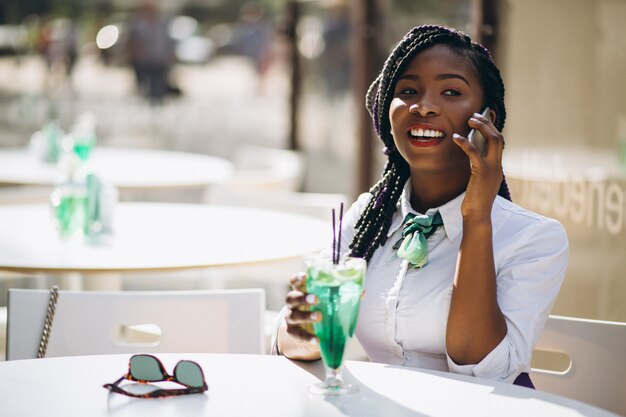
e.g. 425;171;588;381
467;107;491;157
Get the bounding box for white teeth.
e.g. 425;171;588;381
410;128;443;138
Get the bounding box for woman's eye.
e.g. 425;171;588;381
443;89;461;96
398;87;416;95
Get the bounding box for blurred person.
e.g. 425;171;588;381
275;25;569;388
127;0;176;104
319;2;351;97
37;17;78;85
228;1;275;93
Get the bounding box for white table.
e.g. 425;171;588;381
0;147;234;189
0;203;329;288
0;354;617;417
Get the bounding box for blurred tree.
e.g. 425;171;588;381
1;0;90;23
2;0;52;23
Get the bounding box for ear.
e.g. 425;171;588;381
487;108;497;125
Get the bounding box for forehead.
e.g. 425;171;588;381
399;44;480;86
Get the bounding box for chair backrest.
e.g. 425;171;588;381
206;189;348;221
229;145;305;191
531;315;626;415
6;288;265;360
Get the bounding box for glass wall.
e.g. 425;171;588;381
499;0;626;322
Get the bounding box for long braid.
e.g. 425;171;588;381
349;153;409;260
466;42;512;201
350;25;512;261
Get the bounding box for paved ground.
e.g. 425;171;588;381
0;52;366;196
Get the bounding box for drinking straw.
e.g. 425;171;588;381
337;202;344;264
329;203;345;265
332;208;337;264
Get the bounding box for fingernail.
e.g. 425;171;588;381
310;312;321;321
452;133;464;140
305;294;317;304
473;112;483;117
309;337;318;345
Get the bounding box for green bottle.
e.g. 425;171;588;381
50;154;87;240
71;113;97;162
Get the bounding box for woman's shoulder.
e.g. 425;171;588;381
493;196;568;242
344;192;374;217
341;192;374;229
355;191;374;208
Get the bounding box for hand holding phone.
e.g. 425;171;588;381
467;107;492;157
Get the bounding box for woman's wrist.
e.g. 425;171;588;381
462;214;492;229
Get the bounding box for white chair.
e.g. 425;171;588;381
531;315;626;415
0;306;6;360
218;144;306;192
6;288;265;360
201;188;348;315
207;188;348;221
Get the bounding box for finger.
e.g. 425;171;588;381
477;126;504;165
452;133;484;168
290;272;307;292
468;115;503;160
467;116;493;140
286;291;318;307
361;288;366;300
471;111;495;128
488;131;505;165
285;290;304;306
286;309;321;325
285;324;318;343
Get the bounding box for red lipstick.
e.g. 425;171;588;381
406;123;446;148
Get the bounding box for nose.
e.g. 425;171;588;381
409;101;439;117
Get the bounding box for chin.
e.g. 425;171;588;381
402;153;470;175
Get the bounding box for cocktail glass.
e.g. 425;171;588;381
50;181;87;240
305;255;366;395
72;132;96;161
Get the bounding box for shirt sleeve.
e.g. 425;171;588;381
446;217;569;382
270;305;290;355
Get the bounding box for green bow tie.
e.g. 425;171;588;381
392;211;443;268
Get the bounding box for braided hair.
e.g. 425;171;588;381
349;25;512;262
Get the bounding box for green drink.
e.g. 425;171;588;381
73;142;94;161
50;183;87;240
306;255;366;395
72;132;96;161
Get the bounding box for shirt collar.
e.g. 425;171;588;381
387;179;464;241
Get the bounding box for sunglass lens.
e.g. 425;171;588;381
174;361;205;388
130;355;165;382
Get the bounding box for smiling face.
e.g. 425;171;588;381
389;44;485;178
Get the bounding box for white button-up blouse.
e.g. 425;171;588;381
340;180;569;382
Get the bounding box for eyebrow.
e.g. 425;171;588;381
398;73;471;87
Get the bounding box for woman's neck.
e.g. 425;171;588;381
408;169;469;213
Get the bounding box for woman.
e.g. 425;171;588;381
275;25;568;386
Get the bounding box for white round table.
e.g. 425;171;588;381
0;147;234;189
0;203;329;274
0;354;617;417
